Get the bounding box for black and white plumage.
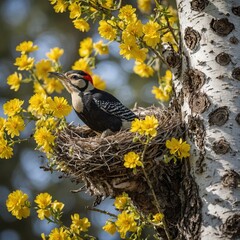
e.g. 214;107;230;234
49;70;137;133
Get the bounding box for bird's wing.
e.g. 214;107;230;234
93;98;136;121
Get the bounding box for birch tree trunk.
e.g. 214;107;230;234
175;0;240;239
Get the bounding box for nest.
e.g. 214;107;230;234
54;106;184;214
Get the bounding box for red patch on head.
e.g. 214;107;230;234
83;73;93;85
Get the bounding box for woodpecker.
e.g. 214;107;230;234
49;70;137;134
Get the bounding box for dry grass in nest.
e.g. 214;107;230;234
51;106;199;239
53;106;184;205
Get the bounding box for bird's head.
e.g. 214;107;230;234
49;70;94;93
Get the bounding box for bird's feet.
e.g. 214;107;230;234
100;129;114;138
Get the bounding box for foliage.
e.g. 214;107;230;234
6;191;94;240
1;0;190;239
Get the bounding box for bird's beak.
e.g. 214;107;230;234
48;72;72;93
49;72;68;82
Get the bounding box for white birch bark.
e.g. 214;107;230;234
175;0;240;239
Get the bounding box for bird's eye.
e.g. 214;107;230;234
72;75;79;80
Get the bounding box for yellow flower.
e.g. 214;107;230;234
124;151;142;169
41;233;46;240
34;127;55;153
49;228;68;240
130;118;144;135
118;20;125;30
122;20;143;40
5;115;25;138
49;0;57;4
141;115;159;137
16;41;38;54
93;41;109;55
118;5;137;23
28;93;48;116
161;31;175;44
166;138;181;155
36;117;57;130
101;0;113;9
131;115;158;137
134;62;154;78
92;75;106;90
34;193;52;220
36;208;51;220
166;138;190;159
143;21;161;48
103;221;117;235
137;0;151;13
160;70;172;85
115;211;137;239
46;96;72;118
169;6;178;25
152;86;171;102
164;84;172;94
89;5;97;12
53;0;67;13
44;78;64;94
35;192;52;209
179;141;191;159
51;200;64;212
165;71;172;84
14;54;34;71
121;33;136;46
152;212;164;223
6;190;31;220
98;20;117;41
46;47;64;62
7;72;22;91
35;60;53;79
33;82;46;94
68;2;81;19
3;98;24;117
0;118;5;131
0;138;13;159
114;193;129;210
72;58;91;73
119;41;147;62
73;18;90;32
79;37;93;57
71;213;91;234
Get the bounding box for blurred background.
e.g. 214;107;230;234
0;0;172;239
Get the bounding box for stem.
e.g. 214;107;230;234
161;219;172;240
45;215;63;226
140;142;161;213
165;15;179;45
157;58;162;83
86;206;117;218
154;0;161;7
152;48;167;65
29;69;48;96
141;139;172;240
10;138;29;145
